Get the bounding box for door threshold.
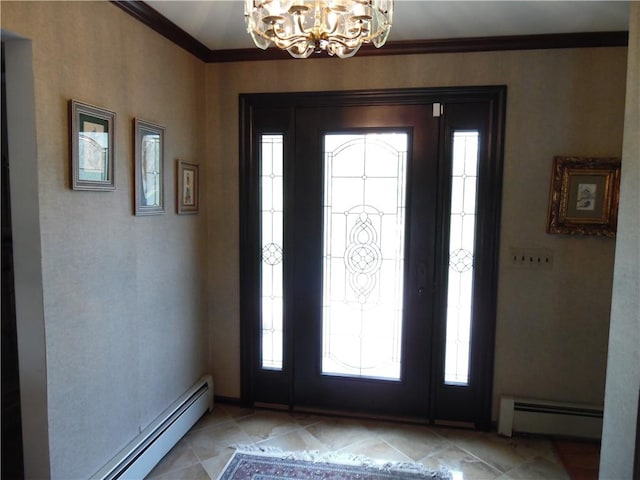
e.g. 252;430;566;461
433;419;476;429
289;405;431;426
252;402;480;430
254;402;290;411
251;402;428;424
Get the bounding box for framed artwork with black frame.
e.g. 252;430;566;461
134;119;165;216
547;156;621;237
177;159;199;214
69;100;115;191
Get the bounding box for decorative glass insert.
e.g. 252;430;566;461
444;131;479;386
260;134;284;370
322;133;408;381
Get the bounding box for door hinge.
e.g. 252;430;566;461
432;103;444;117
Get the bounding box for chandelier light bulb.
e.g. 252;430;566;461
244;0;394;59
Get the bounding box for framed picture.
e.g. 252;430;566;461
547;156;621;237
134;119;165;215
69;100;115;191
177;160;199;214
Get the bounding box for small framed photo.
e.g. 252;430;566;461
69;100;115;191
177;160;199;214
547;156;621;237
134;119;165;215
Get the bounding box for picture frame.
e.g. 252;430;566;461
547;156;621;237
177;160;199;214
69;100;116;191
134;119;165;216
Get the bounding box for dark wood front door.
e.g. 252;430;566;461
289;104;438;417
240;87;505;428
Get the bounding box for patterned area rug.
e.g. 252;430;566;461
217;450;451;480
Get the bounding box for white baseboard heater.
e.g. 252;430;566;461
498;395;603;440
92;375;213;480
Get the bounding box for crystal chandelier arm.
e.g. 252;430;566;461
325;34;361;49
270;27;310;44
329;21;392;46
261;10;315;45
247;25;310;51
251;12;308;45
358;24;391;43
295;9;309;35
326;19;366;43
321;6;340;36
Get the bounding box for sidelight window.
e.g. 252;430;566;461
444;131;479;386
260;134;284;370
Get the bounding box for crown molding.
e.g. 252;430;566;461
112;0;210;62
113;1;628;64
209;31;629;63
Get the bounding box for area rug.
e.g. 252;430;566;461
217;448;451;480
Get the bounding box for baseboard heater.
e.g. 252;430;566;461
92;375;213;480
498;395;603;440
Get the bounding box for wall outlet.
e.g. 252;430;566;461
509;247;554;269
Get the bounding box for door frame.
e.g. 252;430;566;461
239;86;506;428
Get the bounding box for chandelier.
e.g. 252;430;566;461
244;0;394;59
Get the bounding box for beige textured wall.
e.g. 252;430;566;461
2;2;208;478
1;2;630;476
601;3;640;477
206;47;627;413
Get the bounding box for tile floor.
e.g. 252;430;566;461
146;403;573;480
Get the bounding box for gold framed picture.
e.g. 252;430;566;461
547;156;621;237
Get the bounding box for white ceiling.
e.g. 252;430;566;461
146;1;631;51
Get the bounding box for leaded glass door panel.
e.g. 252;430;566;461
321;133;407;381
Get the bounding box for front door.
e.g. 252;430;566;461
290;104;437;418
240;87;505;427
